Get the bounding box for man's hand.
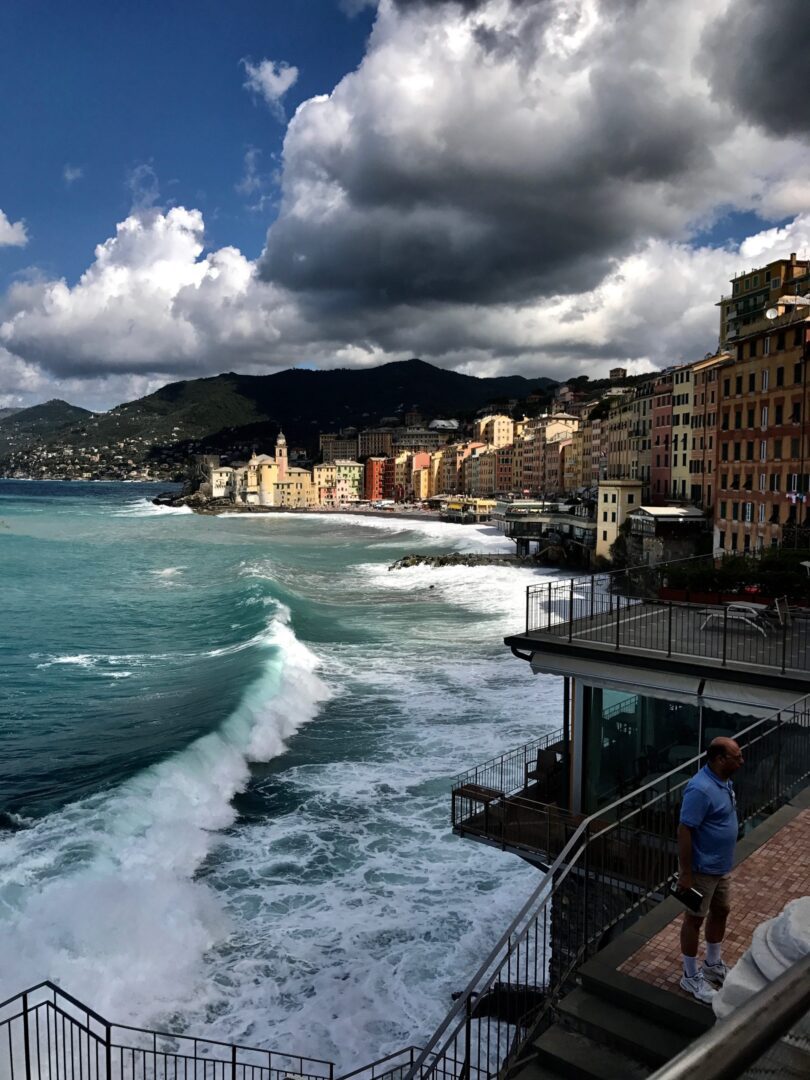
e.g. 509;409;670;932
677;824;694;893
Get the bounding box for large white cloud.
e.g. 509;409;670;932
1;208;295;379
3;0;810;410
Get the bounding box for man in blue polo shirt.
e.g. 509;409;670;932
676;736;743;1004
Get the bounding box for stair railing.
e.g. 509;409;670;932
0;982;335;1080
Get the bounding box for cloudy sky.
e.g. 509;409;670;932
1;0;810;411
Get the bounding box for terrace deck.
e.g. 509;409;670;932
507;599;810;687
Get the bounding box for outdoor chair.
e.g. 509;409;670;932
524;747;560;802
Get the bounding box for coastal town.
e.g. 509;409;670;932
186;253;810;563
4;6;810;1080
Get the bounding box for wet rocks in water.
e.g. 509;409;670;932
388;553;519;570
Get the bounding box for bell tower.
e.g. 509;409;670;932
275;430;288;481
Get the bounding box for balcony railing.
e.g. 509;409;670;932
522;560;810;679
402;693;810;1080
451;728;564;809
0;983;335;1080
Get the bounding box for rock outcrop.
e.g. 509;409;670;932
388;553;529;570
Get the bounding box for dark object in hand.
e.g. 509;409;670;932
669;880;704;913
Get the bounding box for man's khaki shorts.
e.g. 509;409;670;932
691;872;732;918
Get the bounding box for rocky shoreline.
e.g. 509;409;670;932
388;553;537;570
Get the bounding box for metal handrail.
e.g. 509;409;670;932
647;952;810;1080
337;1046;422;1080
0;981;336;1080
403;693;810;1080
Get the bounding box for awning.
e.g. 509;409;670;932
528;652;803;717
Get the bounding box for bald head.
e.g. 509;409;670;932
707;737;744;778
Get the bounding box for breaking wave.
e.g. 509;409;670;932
0;606;331;1022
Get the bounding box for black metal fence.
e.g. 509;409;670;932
0;983;335;1080
525;573;810;677
336;1048;423;1080
451;728;564;805
401;693;810;1080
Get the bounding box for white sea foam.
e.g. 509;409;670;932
150;566;187;577
6;508;564;1071
33;630;271;670
175;627;558;1068
35;653;98;669
217;511;513;553
151;551;564;1068
362;559;557;623
35;652;165;670
113;500;193;517
0;607;331;1022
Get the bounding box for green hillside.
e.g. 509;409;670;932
69;359;557;450
0;400;94;455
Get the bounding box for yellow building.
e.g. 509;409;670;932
596;479;643;559
273;467;317;508
473;414;514;448
312;463;337;507
428;450;445;497
718;253;810;349
669;364;694;501
412;466;430;501
225;433;290;506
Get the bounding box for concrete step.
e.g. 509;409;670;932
556;986;690;1067
509;1057;569;1080
578;960;714;1037
533;1026;648;1080
757;1038;810;1078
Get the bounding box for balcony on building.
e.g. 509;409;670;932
493;498;596;560
452;554;810;870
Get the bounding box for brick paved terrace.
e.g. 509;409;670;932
617;797;810;998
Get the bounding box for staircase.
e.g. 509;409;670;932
512;956;713;1080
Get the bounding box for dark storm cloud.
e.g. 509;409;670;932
704;0;810;139
258;0;725;309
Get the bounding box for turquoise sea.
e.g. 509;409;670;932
0;480;561;1069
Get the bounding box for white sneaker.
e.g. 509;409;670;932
680;971;716;1005
702;960;729;987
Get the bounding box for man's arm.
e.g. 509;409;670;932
677;824;694;890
